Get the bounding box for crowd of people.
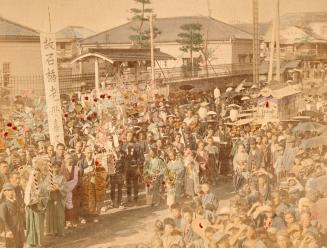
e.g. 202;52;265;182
0;79;327;248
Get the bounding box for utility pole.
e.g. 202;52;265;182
268;0;281;83
252;0;259;86
275;0;281;82
149;14;155;90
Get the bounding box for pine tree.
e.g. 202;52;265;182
129;0;161;48
177;23;204;77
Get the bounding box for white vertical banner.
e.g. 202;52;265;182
40;32;65;145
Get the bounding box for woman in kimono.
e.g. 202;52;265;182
45;162;67;236
78;146;106;223
195;141;210;184
205;137;219;185
183;149;200;199
143;148;167;206
24;157;49;247
61;153;81;228
166;150;185;207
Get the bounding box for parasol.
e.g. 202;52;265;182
179;85;194;91
227;104;241;109
189;88;202;93
300;135;327;149
207;111;217;115
221;91;239;99
292;122;322;133
241;96;250;101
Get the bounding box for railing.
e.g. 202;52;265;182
117;63;253;84
0;63;253;98
284;49;327;60
0;73;96;97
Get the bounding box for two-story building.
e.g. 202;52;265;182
56;26;95;74
263;12;327;62
0;17;42;86
79;16;254;78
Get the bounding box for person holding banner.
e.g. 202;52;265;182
45;162;66;237
61;154;81;228
78;147;106;223
24;157;49;248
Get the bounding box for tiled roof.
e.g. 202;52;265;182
0;17;39;40
56;26;95;40
81;16;253;45
73;48;175;62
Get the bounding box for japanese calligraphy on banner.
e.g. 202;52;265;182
40;32;65;145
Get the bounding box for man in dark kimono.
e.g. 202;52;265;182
109;147;126;208
0;183;25;248
72;141;85;165
121;131;144;203
9;172;25;232
248;139;264;171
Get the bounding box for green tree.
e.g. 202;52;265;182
129;0;161;48
177;23;204;77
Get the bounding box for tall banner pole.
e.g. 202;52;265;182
40;8;65;145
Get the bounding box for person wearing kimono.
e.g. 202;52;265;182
45;163;67;236
9;172;25;241
0;183;25;248
183;150;200;198
61;153;81;227
161;218;185;248
195;142;210;184
78;146;106;223
143;148;167;206
24;158;49;248
166;150;185;207
205;137;219;184
182;208;201;246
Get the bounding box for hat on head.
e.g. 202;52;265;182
2;183;15;191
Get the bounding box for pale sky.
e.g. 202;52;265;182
0;0;327;32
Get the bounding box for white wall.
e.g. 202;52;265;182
0;41;43;76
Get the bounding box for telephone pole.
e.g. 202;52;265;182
252;0;260;86
149;14;155;91
268;0;281;83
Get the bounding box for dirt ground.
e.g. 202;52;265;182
46;176;234;248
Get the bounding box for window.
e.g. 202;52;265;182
238;54;247;64
182;58;191;66
59;43;65;49
249;54;253;63
2;62;10;87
